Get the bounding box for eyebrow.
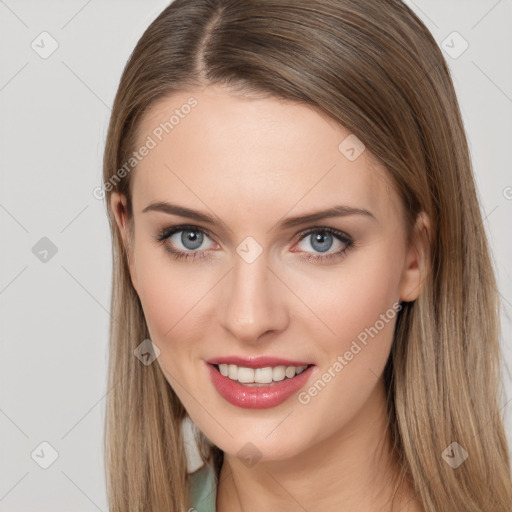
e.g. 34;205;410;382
142;201;376;231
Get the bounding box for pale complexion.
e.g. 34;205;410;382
111;84;428;512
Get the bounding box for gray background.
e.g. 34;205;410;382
0;0;511;510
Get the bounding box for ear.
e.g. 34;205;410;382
110;191;138;292
399;211;431;302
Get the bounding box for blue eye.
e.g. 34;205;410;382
155;225;354;263
156;225;216;261
294;227;353;263
172;229;206;251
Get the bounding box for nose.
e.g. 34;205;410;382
219;250;289;344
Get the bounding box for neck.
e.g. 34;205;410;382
216;381;422;512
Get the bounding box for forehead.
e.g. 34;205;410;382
131;85;398;224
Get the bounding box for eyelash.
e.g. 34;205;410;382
154;224;354;263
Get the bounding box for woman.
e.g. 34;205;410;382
102;0;512;510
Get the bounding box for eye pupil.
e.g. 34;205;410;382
311;231;333;253
181;230;203;250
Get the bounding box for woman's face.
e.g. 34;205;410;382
111;84;423;461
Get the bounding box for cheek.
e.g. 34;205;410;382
292;245;403;420
132;245;220;366
296;245;403;352
133;246;191;344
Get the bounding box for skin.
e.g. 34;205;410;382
110;84;428;512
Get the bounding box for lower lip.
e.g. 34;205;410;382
206;362;316;409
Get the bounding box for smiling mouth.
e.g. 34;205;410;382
211;363;315;387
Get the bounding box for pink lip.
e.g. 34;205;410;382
206;355;313;368
205;361;316;409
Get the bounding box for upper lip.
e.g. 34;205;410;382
206;356;314;368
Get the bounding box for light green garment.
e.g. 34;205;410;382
189;462;217;512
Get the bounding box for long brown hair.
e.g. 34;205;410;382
102;1;512;510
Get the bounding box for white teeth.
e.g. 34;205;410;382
255;367;273;383
296;366;307;375
237;366;254;383
272;366;286;382
227;364;237;380
217;363;309;384
285;366;296;379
